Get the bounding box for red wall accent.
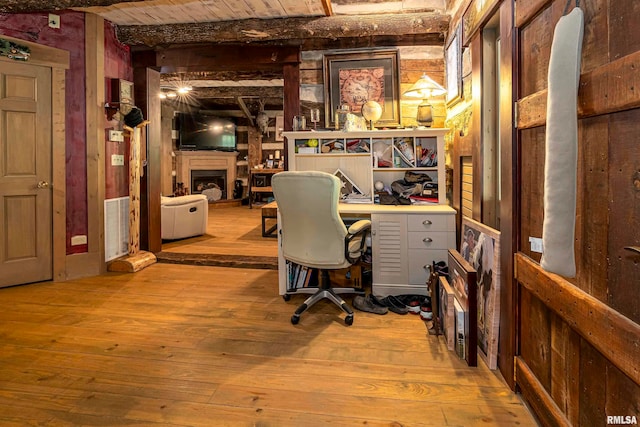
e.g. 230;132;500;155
0;12;132;254
104;22;132;201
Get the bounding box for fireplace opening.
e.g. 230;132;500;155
191;169;227;200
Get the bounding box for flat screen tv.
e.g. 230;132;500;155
176;113;237;151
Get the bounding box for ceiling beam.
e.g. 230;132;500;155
0;0;136;12
152;45;300;74
162;70;284;81
117;12;449;48
236;97;255;126
189;86;282;99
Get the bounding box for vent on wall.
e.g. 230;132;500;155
104;196;129;261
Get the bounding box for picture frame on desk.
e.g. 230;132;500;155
460;217;501;370
333;168;364;199
323;49;401;128
448;248;477;366
266;159;274;169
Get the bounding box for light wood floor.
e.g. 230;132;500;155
0;262;538;425
161;203;279;258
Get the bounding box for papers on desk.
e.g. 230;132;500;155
409;195;439;205
341;193;372;203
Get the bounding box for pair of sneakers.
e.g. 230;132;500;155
398;295;432;320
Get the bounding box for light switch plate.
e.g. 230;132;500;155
529;237;543;253
111;154;125;166
109;130;124;142
48;14;60;29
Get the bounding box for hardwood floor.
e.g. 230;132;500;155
158;203;279;268
0;261;538;426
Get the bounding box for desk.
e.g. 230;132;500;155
276;202;456;297
248;168;282;208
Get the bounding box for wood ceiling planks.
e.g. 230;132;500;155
72;0;328;26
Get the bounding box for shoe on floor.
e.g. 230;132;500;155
396;295;429;315
374;294;409;315
420;305;433;321
353;295;388;315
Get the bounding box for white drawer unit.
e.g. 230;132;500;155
278;129;456;298
371;211;455;296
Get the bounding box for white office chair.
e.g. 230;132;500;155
272;171;371;325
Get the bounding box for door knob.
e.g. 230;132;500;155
37;181;50;189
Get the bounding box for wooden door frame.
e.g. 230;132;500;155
453;0;517;389
0;35;69;282
132;45;301;252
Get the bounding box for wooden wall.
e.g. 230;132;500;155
515;0;640;425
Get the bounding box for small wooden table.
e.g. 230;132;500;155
248;168;282;208
261;201;278;238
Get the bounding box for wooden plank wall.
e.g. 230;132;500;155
515;0;640;425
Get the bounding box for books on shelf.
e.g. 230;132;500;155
287;262;317;291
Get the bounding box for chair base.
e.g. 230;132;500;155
290;270;364;326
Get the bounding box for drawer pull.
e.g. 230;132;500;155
422;220;433;226
423;237;433;243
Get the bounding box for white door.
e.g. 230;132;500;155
0;60;52;287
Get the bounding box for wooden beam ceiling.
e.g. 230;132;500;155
0;0;138;13
118;12;448;49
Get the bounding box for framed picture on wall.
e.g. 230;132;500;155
460;217;501;370
111;78;134;105
323;49;401;128
445;24;462;107
275;115;284;141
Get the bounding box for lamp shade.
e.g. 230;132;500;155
402;73;446;99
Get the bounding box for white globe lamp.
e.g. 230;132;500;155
361;100;383;130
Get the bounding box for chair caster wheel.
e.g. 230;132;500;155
291;315;300;325
283;294;291;301
345;315;354;326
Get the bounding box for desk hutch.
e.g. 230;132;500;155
279;129;456;297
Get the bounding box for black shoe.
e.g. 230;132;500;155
369;293;387;308
378;295;409;315
353;295;388;315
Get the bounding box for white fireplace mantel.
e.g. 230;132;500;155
175;150;238;199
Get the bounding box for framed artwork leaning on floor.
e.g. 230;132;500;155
448;248;477;367
460;217;501;370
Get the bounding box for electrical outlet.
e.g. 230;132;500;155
529;237;544;253
111;154;125;166
48;14;60;29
